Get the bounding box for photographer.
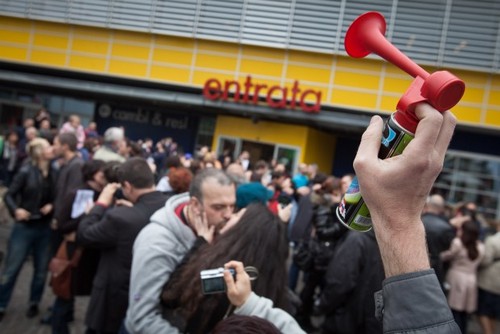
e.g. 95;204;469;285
160;203;292;334
223;261;305;334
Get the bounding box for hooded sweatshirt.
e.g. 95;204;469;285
125;193;195;333
124;192;305;334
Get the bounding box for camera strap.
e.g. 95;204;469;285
244;266;259;281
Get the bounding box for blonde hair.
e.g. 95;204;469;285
27;138;50;165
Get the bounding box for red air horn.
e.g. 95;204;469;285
345;12;465;133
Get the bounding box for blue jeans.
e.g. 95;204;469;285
52;297;74;334
0;222;51;310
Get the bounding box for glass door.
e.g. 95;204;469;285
274;144;300;175
216;136;240;162
215;136;300;176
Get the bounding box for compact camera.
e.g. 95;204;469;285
200;267;236;295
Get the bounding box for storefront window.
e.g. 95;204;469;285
216;136;239;161
196;117;216;151
432;150;500;219
216;136;300;174
275;145;299;175
46;96;95;127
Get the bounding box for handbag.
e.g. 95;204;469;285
48;240;82;299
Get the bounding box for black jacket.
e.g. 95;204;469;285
76;191;168;333
289;193;314;243
318;229;384;334
54;155;84;226
4;163;56;222
421;213;455;286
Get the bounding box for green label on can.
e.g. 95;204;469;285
337;114;415;232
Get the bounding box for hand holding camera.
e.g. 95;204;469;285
200;267;236;295
223;261;251;308
200;261;258;308
96;183;121;207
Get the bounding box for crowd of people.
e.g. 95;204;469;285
0;105;498;334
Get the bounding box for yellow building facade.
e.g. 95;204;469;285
0;15;499;175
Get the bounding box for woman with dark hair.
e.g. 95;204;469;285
0;138;56;320
212;315;281;334
161;203;290;334
441;220;485;333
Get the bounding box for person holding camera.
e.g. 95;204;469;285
76;157;168;333
124;168;237;334
160;203;292;334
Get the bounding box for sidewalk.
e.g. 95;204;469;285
0;222;89;334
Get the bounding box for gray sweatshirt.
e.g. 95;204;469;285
124;193;304;334
125;193;195;334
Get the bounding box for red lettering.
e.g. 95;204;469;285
223;80;241;102
267;86;287;108
300;90;322;113
253;84;268;104
290;81;301;109
243;76;253;103
203;79;222;100
202;76;321;113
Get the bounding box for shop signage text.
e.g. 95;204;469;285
98;105;188;129
203;76;321;113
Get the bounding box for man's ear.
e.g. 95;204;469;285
189;196;202;215
122;181;131;192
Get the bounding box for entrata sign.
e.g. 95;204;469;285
203;75;321;113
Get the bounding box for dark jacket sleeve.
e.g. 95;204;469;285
318;233;362;314
66;161;84;193
57;190;79;234
378;270;460;333
54;160;84;223
4;166;27;216
76;205;118;249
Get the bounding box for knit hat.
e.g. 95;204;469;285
236;182;274;209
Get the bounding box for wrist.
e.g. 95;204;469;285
373;218;430;278
234;291;253;308
94;201;109;209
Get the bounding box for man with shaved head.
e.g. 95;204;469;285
422;194;456;289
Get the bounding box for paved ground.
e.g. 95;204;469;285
0;221;89;334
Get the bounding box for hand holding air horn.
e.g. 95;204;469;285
336;12;466;232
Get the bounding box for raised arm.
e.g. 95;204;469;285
354;103;460;333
